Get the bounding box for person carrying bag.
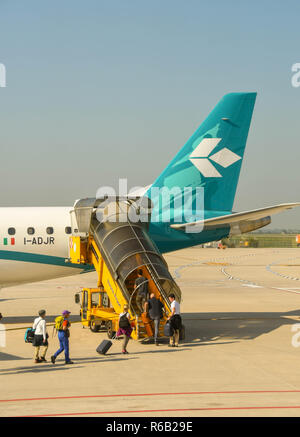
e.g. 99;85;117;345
116;304;133;354
168;294;182;348
32;309;48;363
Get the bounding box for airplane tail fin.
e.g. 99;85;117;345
147;92;256;216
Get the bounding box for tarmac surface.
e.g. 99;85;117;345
2;247;300;417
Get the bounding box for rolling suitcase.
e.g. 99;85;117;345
96;340;112;355
163;321;174;337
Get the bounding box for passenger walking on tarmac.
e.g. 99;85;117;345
51;310;74;365
32;309;48;363
134;270;149;314
145;293;164;346
116;304;133;354
168;293;182;348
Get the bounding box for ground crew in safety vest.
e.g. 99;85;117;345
51;310;74;365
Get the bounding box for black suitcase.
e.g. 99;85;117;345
163;321;174;337
96;340;112;355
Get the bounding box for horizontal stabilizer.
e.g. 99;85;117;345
170;203;300;232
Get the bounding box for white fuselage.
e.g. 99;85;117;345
0;207;88;287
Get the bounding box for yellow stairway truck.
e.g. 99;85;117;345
68;197;182;341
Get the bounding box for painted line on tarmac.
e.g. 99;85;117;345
174;251;260;280
266;257;300;282
221;255;300;295
172;249;300;296
219;251;276;287
241;284;263;288
221;267;261;288
275;288;300;295
20;404;300;417
3;389;300;404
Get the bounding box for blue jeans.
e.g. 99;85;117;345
153;318;160;342
54;331;70;362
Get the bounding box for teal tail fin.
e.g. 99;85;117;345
147;92;256;216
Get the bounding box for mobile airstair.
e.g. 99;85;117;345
68;197;182;340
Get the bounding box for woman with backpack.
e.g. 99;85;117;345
116;304;132;354
32;309;48;363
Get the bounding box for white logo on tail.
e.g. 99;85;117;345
189;138;241;178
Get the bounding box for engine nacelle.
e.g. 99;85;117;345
229;216;271;235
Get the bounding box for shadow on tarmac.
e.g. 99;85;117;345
0;298;21;303
2;310;299;345
107;348;190;356
1;315;81;324
0;356;136;375
0;352;27;361
73;356;138;364
182;310;300;342
0;365;86;376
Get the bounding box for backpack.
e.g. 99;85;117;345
119;313;130;329
54;316;64;331
24;328;35;343
24;318;42;343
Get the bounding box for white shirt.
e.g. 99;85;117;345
33;317;47;340
171;300;180;315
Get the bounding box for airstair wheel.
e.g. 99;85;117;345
106;320;116;339
90;321;101;333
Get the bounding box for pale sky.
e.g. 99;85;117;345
0;0;299;228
